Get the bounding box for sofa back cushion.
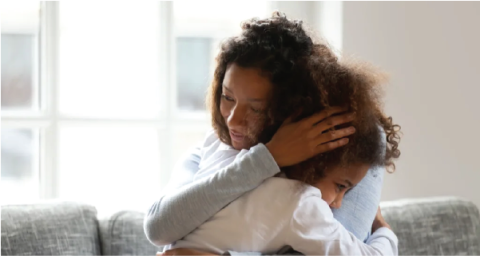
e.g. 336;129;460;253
99;211;161;255
1;201;101;255
382;197;480;255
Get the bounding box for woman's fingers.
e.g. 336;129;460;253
266;106;353;167
312;125;355;155
305;106;349;127
314;138;349;154
308;113;355;139
313;126;356;145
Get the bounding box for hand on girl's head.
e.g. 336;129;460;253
266;107;356;167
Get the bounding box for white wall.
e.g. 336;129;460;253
342;2;480;207
268;2;343;52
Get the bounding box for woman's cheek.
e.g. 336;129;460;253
244;114;262;137
219;102;229;120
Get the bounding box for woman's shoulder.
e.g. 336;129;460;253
199;130;223;157
198;129;239;167
201;129;219;147
201;129;234;149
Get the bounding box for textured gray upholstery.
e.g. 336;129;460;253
99;211;161;255
1;197;479;255
1;202;100;255
381;197;480;255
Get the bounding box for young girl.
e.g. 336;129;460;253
147;12;401;255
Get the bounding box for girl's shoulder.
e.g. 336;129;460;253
254;177;323;206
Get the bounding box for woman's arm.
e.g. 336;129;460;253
144;143;280;246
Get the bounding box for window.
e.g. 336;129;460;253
2;2;342;216
1;1;271;217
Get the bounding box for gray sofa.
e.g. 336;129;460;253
2;197;479;255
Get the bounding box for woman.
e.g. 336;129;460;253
144;12;400;255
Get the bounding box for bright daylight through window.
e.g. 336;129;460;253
1;1;269;217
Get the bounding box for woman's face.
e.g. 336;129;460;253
315;163;370;209
220;63;273;150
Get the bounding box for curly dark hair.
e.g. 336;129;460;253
206;12;401;185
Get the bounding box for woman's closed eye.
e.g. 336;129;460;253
250;107;264;114
221;94;234;102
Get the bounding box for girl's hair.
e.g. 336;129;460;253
207;12;401;185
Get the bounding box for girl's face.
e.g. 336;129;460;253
315;163;370;209
220;63;273;150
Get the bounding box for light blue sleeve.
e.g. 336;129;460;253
331;166;385;242
143;143;281;246
330;127;387;242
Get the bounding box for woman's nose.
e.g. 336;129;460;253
227;106;246;127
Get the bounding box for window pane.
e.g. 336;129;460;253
58;125;162;217
58;2;161;119
1;128;40;204
174;1;268;111
1;2;40;111
176;37;213;111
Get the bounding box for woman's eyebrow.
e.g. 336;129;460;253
223;85;266;102
223;85;232;92
248;98;266;102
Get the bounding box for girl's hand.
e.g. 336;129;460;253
372;207;391;233
266;106;356;167
159;248;218;256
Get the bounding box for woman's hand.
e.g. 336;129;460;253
265;106;356;167
372;207;391;233
159;248;218;256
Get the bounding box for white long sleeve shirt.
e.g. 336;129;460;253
164;131;398;255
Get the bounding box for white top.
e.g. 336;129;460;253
166;130;398;255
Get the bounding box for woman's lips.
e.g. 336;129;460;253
230;130;245;142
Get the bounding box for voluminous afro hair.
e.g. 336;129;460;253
207;12;401;184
